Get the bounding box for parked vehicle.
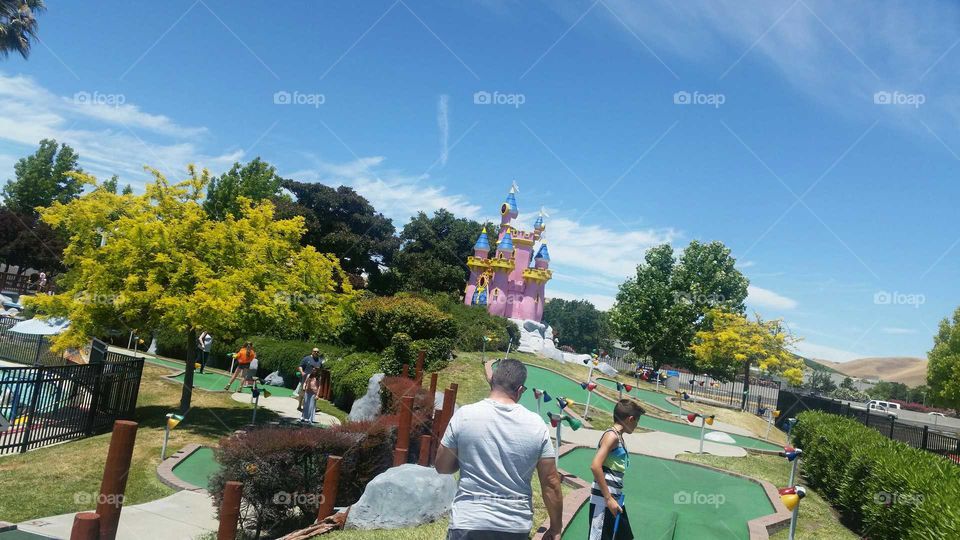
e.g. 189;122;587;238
868;400;900;417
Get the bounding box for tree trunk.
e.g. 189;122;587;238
740;360;751;411
180;328;197;414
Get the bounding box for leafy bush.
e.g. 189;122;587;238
412;337;453;372
326;351;380;410
210;422;394;536
345;295;456;351
380;332;412;376
412;292;514;351
829;387;870;402
792;411;960;539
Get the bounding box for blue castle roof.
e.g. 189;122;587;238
533;214;544;228
505;191;518;214
474;228;491;251
535;243;550;261
498;232;514;252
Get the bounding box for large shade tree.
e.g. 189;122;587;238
542;298;613;353
0;0;44;59
927;307;960;415
610;241;749;370
2;139;83;215
691;308;804;409
28;167;356;413
203;157;284;220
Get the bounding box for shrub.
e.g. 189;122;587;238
326;351;380;411
345;295;456;351
792;411;960;539
210;422;394;536
380;332;412;376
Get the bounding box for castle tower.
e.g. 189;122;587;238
464;183;552;322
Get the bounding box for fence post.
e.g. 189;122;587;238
418;435;432;466
18;365;46;453
865;411;871;427
217;481;243;540
415;350;425;383
70;512;100;540
393;395;415;466
97;420;139;540
889;416;896;439
921;425;929;450
317;455;342;520
85;362;106;436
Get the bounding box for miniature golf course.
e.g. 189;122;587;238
595;376;683;414
171;446;219;489
519;364;781;451
558;447;774;539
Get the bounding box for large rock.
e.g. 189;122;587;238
348;373;385;421
345;464;456;529
510;318;591;365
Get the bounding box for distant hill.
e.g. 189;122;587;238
803;357;842;374
809;357;928;387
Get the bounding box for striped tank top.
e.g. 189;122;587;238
590;428;629;501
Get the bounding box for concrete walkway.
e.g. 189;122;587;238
229;392;341;426
17;490;217;540
555;426;747;459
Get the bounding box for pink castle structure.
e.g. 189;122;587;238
464;183;552;322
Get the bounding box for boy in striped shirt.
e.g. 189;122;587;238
588;399;646;540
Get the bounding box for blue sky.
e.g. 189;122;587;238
2;0;958;361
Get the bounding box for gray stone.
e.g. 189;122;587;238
704;431;737;444
348;373;385;421
345;464;456;530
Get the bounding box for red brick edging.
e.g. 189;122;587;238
156;443;209;492
533;444;793;539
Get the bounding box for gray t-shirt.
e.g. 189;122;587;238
441;398;555;533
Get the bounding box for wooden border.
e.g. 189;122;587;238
156;443;210;492
533;444;792;540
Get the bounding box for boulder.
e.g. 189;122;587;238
348;373;385;421
345;464;457;529
704;431;737;444
596;362;619;377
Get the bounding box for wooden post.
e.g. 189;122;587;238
401;364;409;379
217;481;242;540
433;388;456;461
449;383;459;406
428;373;438;407
70;512;100;540
324;369;333;400
317;456;342;520
393;395;415;466
415;350;426;383
97;420;138;540
418;435;432;466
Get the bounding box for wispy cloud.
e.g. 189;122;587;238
747;284;798;310
882;327;917;335
793;340;863;363
437;94;449;167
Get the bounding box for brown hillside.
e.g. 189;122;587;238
811;357;928;386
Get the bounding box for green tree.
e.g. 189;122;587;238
840;376;856;391
610;241;749;370
542;298;613;353
0;207;65;274
2;139;82;214
928;308;960;414
0;0;44;59
28;167;356;413
691;308;804;409
203;157;284;220
807;370;838;394
277;181;399;285
867;381;909;401
391;209;490;295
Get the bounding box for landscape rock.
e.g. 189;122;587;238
348;373;385;421
596;362;618;377
345;464;456;529
510;318;591;365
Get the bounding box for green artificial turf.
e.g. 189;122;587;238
559;447;774;540
171;446;219;490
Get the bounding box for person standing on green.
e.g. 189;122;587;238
587;399;645;540
297;348;324;411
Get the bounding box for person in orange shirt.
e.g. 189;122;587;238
225;341;256;392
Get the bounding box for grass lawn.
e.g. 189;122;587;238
0;361;346;523
677;453;858;540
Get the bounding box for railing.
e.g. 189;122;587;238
0;318;66;366
776;389;960;464
680;374;781;412
1;272;53;295
0;347;143;455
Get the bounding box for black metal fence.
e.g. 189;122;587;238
0;317;67;366
776;389;960;464
0;344;143;455
680;374;781;412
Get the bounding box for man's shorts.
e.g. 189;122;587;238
447;529;528;540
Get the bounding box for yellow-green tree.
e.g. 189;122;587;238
691;309;804;409
27;166;355;412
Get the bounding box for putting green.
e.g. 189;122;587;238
596;376;682;414
172;446;219;490
560;447;773;539
521;364;781;451
170;370;295;397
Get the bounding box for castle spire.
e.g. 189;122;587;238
534;206;548;231
473;227;491;255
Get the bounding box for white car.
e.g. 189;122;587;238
868;400;900;417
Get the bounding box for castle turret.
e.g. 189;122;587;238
500;183;519;225
496;232;514;259
534;242;550;269
473;227;491;258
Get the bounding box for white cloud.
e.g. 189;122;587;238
881;327;917;335
0;72;238;187
793;340;863;363
747;285;798;310
437;94;449;167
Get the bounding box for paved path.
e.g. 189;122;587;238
17;491;217;540
228;392;341;426
554;425;747;459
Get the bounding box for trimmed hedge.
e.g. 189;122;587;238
792;411;960;539
326;351;380;411
345;295;457;350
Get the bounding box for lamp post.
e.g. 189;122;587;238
161;413;183;460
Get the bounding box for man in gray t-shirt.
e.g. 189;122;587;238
436;359;563;539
